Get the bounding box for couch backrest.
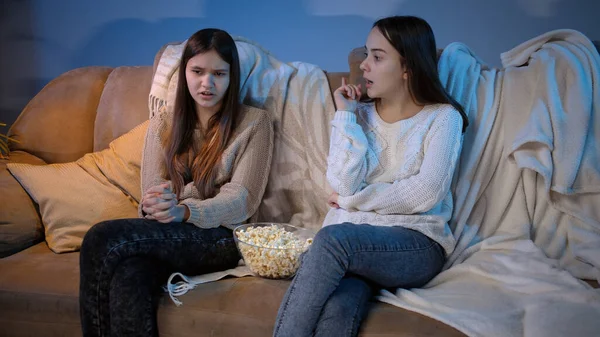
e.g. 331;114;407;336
8;44;349;164
93;66;153;151
90;45;349;150
8;67;114;164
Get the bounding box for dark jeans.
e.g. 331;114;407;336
273;223;446;337
79;218;240;337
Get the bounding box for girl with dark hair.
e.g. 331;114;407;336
79;28;274;337
273;16;468;337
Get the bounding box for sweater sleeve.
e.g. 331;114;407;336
337;109;463;214
179;112;274;228
138;114;170;217
326;110;370;196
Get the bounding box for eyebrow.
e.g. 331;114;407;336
189;66;229;72
364;46;387;54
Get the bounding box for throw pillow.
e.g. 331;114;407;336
7;120;148;253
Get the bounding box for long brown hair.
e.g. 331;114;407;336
165;28;241;199
373;16;469;132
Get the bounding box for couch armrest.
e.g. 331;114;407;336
0;151;46;257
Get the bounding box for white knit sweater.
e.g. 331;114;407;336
324;102;463;255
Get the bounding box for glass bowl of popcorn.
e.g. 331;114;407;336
233;223;314;279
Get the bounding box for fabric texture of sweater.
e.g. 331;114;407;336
325;101;463;255
138;105;274;230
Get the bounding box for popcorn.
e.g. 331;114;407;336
235;224;313;279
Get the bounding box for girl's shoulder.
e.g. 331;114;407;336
240;104;268;116
236;104;273;131
148;110;172;137
427;103;457;115
426;103;463;132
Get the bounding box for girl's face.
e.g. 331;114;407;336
185;49;230;115
360;27;408;100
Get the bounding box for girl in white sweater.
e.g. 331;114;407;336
273;16;468;337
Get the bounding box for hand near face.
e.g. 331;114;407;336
333;77;362;112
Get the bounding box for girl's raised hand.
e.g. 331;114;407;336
333;77;362;112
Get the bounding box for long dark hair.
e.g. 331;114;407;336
373;16;468;132
165;28;241;199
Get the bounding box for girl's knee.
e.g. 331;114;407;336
316;223;355;239
313;223;356;251
81;219;129;255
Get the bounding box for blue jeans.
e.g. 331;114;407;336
273;223;446;337
79;218;240;337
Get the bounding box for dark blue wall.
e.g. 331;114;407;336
1;0;598;127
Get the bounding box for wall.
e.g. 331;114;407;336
1;0;598;127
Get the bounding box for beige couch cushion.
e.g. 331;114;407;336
0;242;466;337
94;66;153;151
8;67;113;164
0;151;46;257
0;243;81;336
6;121;147;253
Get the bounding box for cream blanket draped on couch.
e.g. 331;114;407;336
379;29;600;337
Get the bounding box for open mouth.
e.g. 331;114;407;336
200;91;214;98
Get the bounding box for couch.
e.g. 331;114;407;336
2;36;599;337
0;41;469;337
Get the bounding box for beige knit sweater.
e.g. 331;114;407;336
138;105;274;229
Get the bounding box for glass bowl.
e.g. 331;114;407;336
233;223;314;279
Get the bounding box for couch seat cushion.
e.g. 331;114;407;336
0;242;81;336
0;243;466;337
